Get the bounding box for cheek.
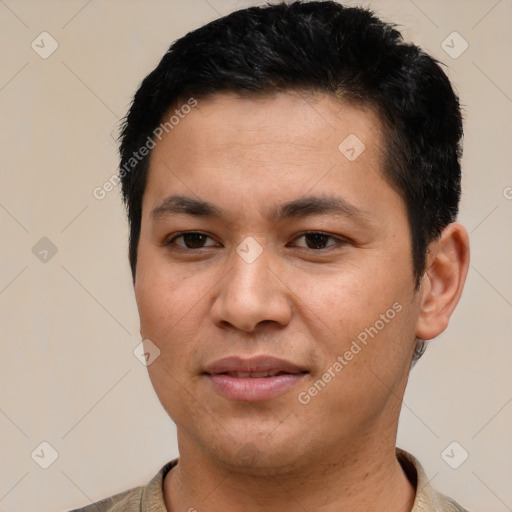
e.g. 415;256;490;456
298;255;415;378
294;258;403;330
135;249;203;337
136;271;202;409
300;304;414;424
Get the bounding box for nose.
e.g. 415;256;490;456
210;244;293;333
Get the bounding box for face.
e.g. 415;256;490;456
135;91;422;472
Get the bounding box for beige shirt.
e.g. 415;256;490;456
68;448;469;511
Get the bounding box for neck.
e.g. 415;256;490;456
164;431;415;512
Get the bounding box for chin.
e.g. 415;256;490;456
202;430;308;475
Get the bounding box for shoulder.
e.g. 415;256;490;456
396;448;470;512
67;485;143;512
435;492;470;512
65;459;178;512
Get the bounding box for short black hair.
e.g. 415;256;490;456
119;0;463;294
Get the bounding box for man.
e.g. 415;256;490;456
71;1;470;510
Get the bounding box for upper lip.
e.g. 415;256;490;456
203;356;307;375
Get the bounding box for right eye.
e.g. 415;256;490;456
164;232;220;250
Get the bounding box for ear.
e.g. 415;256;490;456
415;222;470;340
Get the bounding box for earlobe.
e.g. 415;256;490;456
415;222;470;340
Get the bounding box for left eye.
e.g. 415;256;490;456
166;232;218;249
292;232;339;250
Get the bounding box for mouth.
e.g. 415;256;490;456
220;370;297;378
203;356;308;402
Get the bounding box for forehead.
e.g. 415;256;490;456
142;91;396;220
159;90;383;153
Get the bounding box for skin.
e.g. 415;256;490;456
134;91;470;511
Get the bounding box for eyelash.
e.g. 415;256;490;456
164;231;346;252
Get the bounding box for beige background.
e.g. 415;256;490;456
0;0;511;510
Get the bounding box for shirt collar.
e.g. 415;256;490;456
140;449;453;511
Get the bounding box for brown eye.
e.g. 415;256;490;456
166;232;218;249
293;232;339;250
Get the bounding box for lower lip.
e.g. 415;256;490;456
207;373;306;402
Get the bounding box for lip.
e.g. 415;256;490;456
203;356;308;402
204;355;305;375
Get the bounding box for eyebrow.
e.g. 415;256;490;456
150;194;369;223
